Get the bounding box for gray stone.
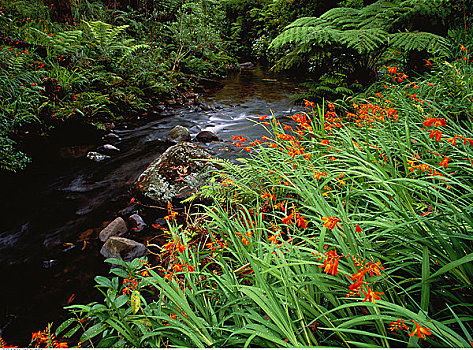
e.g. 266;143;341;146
100;237;147;261
128;214;146;233
240;62;255;69
166;125;191;143
132;142;216;204
99;217;128;242
103;133;121;142
195;131;219;143
103;144;120;152
87;151;110;162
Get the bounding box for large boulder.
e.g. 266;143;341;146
100;237;147;261
132;142;216;204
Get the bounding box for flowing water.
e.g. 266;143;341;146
0;65;303;345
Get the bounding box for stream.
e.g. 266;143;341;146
0;65;303;345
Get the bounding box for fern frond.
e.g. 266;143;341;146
85;21;129;45
389;31;450;56
270;24;340;50
321;8;362;29
116;44;150;64
335;86;353;95
285;16;331;29
51;30;83;54
315;85;336;94
341;29;388;54
358;0;401;30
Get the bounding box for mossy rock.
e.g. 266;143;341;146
132;142;216;205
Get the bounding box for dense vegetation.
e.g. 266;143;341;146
53;51;473;347
1;0;472;347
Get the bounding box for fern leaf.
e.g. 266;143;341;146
321;8;362;29
335;86;353;95
389;31;450;56
341;29;388;54
270;24;340;50
285;17;330;29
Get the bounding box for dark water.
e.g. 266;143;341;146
0;66;303;345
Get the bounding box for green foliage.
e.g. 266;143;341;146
268;0;454;101
292;72;354;102
0;0;232;172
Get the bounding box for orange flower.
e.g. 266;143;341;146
262;191;276;201
439;156;450;168
164;211;178;221
241;237;250;245
304;99;315;108
172;264;183;272
282;211;294;225
348;278;364;292
409;320;432;339
447;137;457;146
295;213;308;229
320;139;330;146
389;319;408;332
429;130;442;142
387;66;398;74
0;336;17;348
268;235;279;244
350;267;367;282
163;240;175;251
362;286;383;302
423;117;446;128
322;216;339;229
176;241;187;253
320;250;340;275
287;147;305;158
355;224;362;233
365;261;385;277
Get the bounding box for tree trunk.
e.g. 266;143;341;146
47;0;74;25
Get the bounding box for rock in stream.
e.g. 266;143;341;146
132;142;216;205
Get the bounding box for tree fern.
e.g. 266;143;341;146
270;0;452;73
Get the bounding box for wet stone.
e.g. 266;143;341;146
87;151;110;162
195;131;219;143
128;214;146;233
99;217;128;242
166;125;191;143
103;144;120;152
100;237;147;261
